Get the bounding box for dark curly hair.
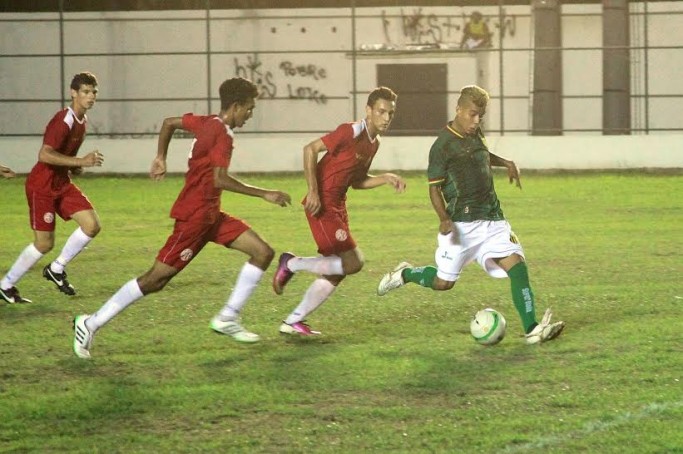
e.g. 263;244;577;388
219;77;259;110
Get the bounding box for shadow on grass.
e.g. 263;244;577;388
0;302;62;323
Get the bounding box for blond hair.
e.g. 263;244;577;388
457;85;489;109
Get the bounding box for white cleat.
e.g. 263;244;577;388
210;316;261;343
73;314;94;359
377;261;412;296
525;308;566;345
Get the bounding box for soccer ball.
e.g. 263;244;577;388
470;308;507;345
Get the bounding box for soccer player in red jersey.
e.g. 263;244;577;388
1;72;104;304
272;87;406;335
73;77;291;358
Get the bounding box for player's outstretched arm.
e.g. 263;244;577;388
214;167;291;207
353;172;406;192
151;116;183;181
303;138;327;216
39;144;104;168
0;164;16;179
262;190;292;207
489;152;522;189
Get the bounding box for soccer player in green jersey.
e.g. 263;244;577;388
376;85;565;344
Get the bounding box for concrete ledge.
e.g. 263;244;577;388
1;135;682;174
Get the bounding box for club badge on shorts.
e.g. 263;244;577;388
335;229;348;242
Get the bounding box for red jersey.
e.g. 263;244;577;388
313;120;380;211
26;107;87;195
169;113;233;224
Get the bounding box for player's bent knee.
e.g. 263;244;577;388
343;259;364;275
138;269;175;295
34;241;54;254
140;278;167;295
84;222;101;237
247;244;274;270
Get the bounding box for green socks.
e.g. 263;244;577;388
402;266;437;289
507;262;537;333
401;261;538;333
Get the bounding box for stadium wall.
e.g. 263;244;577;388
1;135;681;174
2;3;683;136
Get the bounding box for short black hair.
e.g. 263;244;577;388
219;77;259;110
367;86;398;108
70;72;98;90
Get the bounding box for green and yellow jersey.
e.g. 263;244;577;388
427;123;504;222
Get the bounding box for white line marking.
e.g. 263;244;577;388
502;400;683;453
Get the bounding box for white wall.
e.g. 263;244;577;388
1;3;683;136
1;135;681;175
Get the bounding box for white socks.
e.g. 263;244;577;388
218;262;264;319
50;227;93;274
1;244;43;289
0;228;93;290
287;255;344;276
86;263;264;332
285;278;336;325
86;279;144;332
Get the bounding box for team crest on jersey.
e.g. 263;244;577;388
180;248;194;261
335;229;348;242
43;212;55;224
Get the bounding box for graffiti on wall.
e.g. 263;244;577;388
380;8;516;46
234;54;277;98
234;54;329;104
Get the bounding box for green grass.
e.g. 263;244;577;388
1;172;681;453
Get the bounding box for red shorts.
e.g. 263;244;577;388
306;208;356;256
156;212;250;270
26;183;94;232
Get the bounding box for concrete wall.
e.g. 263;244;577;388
1;3;682;136
1;135;681;174
1;3;682;174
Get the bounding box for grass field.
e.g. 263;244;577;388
0;172;681;453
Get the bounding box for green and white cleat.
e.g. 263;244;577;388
377;261;412;296
210;316;261;343
525;308;565;345
73;314;94;359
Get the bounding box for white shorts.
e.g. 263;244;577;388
434;220;524;282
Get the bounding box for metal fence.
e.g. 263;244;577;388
0;2;681;136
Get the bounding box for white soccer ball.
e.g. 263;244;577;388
470;308;507;345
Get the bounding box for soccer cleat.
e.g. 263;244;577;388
279;321;321;336
377;261;412;296
272;252;295;295
210;316;261;343
73;314;94;358
43;265;76;296
0;286;32;304
525;308;566;345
